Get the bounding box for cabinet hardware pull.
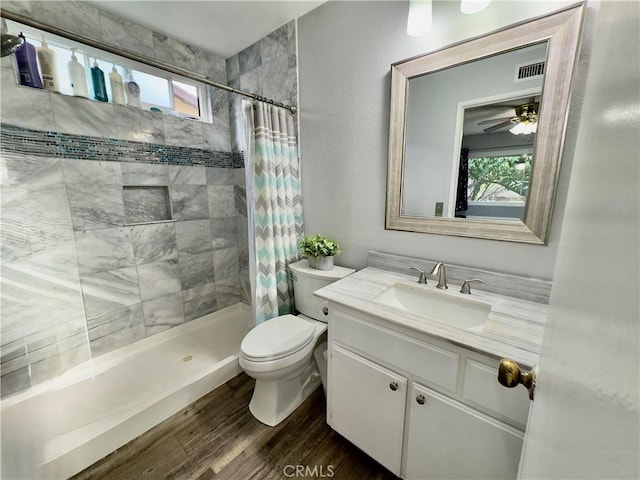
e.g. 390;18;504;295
389;381;399;391
322;306;329;316
416;394;425;405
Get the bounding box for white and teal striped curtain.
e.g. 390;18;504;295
247;101;303;324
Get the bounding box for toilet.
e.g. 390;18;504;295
240;259;355;426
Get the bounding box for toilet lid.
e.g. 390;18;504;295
241;315;315;361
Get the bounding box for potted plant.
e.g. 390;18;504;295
298;234;342;271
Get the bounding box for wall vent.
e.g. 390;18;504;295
515;60;545;82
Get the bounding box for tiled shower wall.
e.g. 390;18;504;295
226;21;300;297
0;1;251;398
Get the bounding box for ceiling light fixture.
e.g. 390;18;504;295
509;120;538;136
460;0;491;15
407;0;432;37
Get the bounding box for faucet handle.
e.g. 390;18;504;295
460;278;485;294
410;266;427;284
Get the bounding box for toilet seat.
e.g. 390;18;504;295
241;315;316;362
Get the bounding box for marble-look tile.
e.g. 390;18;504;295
130;222;177;265
30;354;61;384
1;243;86;347
57;336;90;372
206;167;235;186
239;42;262;75
0;344;27;364
88;304;146;357
182;282;217;322
213;247;240;282
153;32;196;72
234;185;247;216
121;163;169;186
74;227;136;274
216;276;242;309
162;114;205;148
287;21;297;69
122;186;171;224
210;217;238;250
67;184;126;231
178;251;215;290
61;159;122;184
1;186;74;262
239;268;251;305
1;153;63;188
1;351;29;376
234;168;247;186
194;48;227;83
51;94;117;138
1;0;32;16
80;266;141;319
114;106;166;144
262;55;296;105
1;367;31;398
170;185;209;220
32;1;103;43
0;75;55;131
207;185;236;218
261;24;288;64
168;165;206;185
142;292;185;336
239;68;263;96
98;10;155;59
175;219;212;255
137;259;181;301
226;54;240;81
205;90;231;151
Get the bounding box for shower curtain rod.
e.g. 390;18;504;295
0;9;297;114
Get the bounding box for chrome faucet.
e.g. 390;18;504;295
410;266;427;284
430;263;448;289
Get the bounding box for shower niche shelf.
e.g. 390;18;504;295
122;185;173;226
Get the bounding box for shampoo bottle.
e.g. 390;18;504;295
15;34;43;89
68;48;89;98
36;38;58;92
109;64;126;105
90;60;108;102
124;69;141;108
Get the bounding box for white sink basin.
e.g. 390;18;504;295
373;282;491;330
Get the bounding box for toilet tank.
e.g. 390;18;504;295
288;260;355;321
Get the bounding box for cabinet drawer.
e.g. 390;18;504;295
462;358;530;428
333;309;459;393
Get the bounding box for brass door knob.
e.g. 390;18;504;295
498;359;537;400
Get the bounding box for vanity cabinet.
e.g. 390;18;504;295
327;306;530;480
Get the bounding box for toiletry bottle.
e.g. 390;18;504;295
68;48;89;98
14;33;43;89
109;64;126;105
91;60;108;102
124;69;141;108
36;38;58;92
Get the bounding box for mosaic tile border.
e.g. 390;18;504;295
0;124;244;168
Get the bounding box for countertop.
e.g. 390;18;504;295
314;267;546;366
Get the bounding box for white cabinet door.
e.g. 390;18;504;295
328;345;406;476
405;382;524;480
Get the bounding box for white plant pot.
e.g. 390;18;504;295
307;256;334;271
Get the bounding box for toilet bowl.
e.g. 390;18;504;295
240;260;355;426
240;314;327;426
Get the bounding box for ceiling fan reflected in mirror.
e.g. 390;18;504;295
478;101;540;135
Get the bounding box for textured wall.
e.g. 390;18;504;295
297;1;588;279
0;0;244;398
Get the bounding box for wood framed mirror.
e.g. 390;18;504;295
386;5;584;244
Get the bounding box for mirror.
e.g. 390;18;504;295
386;6;584;244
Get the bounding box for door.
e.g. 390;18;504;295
406;383;523;480
328;345;406;476
518;1;639;478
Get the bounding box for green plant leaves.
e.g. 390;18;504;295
298;234;342;258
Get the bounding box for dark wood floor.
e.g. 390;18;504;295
72;373;399;480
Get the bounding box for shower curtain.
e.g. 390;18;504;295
243;101;303;324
